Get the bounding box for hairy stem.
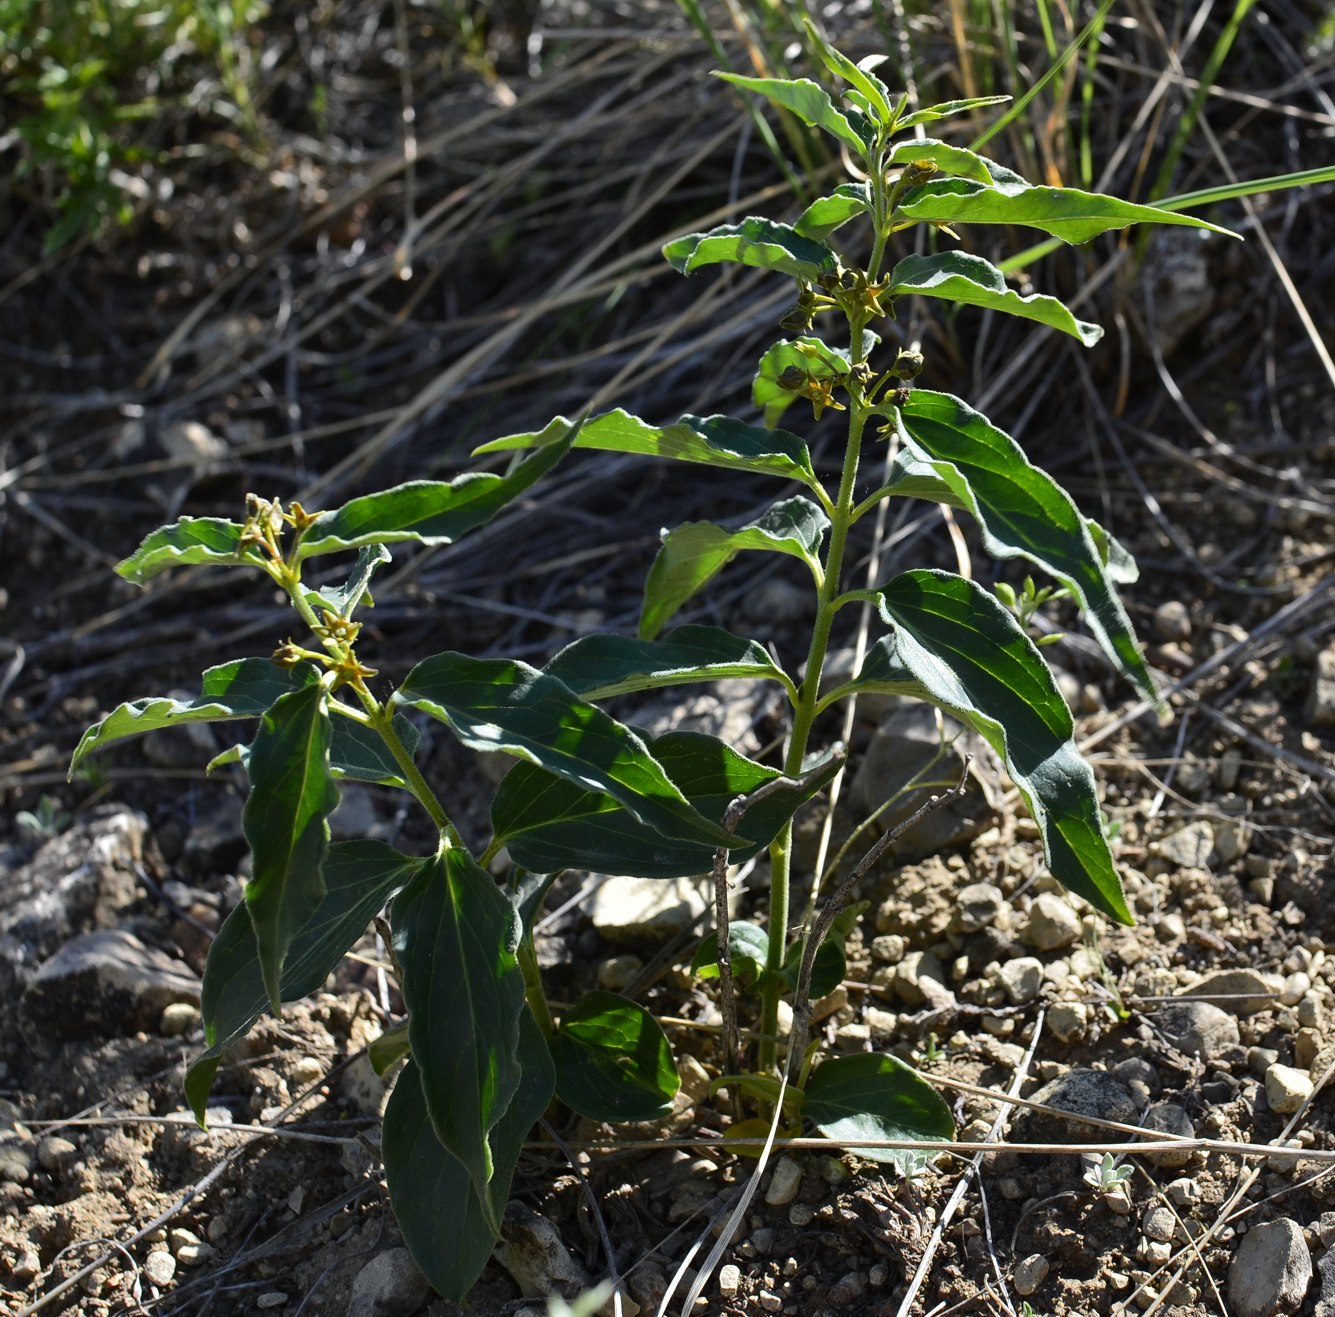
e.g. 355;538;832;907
517;936;555;1038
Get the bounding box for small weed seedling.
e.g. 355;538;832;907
75;30;1234;1301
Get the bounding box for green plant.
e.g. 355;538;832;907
1;0;263;251
1082;1150;1133;1195
14;793;70;842
73;31;1235;1303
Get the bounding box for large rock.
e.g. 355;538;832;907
1154;1000;1240;1060
1228;1219;1311;1317
1178;969;1279;1016
589;876;709;946
19;929;200;1048
851;704;999;863
346;1248;430;1316
0;807;148;1003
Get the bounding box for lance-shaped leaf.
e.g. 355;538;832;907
185;840;421;1120
894;95;1011;131
296;427;575;557
477;408;823;497
491;732;841;880
888;251;1102;344
753;336;873;428
550;991;679;1123
894;390;1155;703
70;659;318;775
544;625;793;703
243;683;340;1012
392;849;526;1229
888;138;1028;191
304;543;390;616
640;495;828;640
801;16;894;125
116;517;255;585
849;569;1130;922
894;178;1233;243
395;654;737;849
663;218;838;282
794;182;872;241
714;73;871;152
805;1052;955;1174
383;1009;554;1302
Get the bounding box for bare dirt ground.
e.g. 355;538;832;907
2;3;1334;1315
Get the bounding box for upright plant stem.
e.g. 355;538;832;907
760;314;874;1071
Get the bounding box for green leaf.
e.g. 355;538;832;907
691;920;769;989
393;850;526;1229
800;17;894;125
328;711;422;786
383;1010;554;1302
640;495;828;640
476;409;823;497
714;73;871;152
752;335;876;429
888;137;1026;190
369;1021;411;1077
894;390;1155;703
793;182;872;240
70;659;318;775
550;991;679;1123
804;1052;955;1173
894;178;1233;243
888;251;1102;345
304;543;390;616
491;732;841;880
663;218;838;282
395;654;738;850
544;625;792;702
115;517;255;585
894;95;1012;131
779;928;848;1000
297;429;575;557
185;840;421;1120
242;683;340;1013
855;569;1131;922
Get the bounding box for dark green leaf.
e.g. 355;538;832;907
640;495;828;640
895;178;1233;243
780;932;847;1000
70;659;318;775
116;517;255;585
663;218;838;282
793;183;872;241
304;543;391;616
242;683;340;1012
477;409;823;496
393;850;526;1227
805;1052;955;1172
853;570;1130;922
888;252;1102;344
550;991;679;1123
507;870;557;936
185;840;421;1119
894;390;1155;702
297;430;575;557
888;138;1027;190
715;73;871;152
491;732;840;880
383;1010;554;1301
395;654;737;849
691;920;769;989
894;95;1012;131
328;711;422;786
544;626;792;703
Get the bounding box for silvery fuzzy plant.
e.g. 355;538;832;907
73;30;1234;1303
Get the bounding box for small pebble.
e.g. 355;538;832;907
1024;893;1081;951
256;1294;288;1309
788;1203;814;1227
998;957;1044;1006
718;1263;741;1299
1142;1205;1178;1242
764;1156;803;1207
291;1056;324;1088
1166;1178;1201;1208
758;1291;783;1312
1279;972;1310;1007
1265;1064;1314;1115
36;1135;77;1174
159;1002;201;1037
1013;1254;1049;1296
